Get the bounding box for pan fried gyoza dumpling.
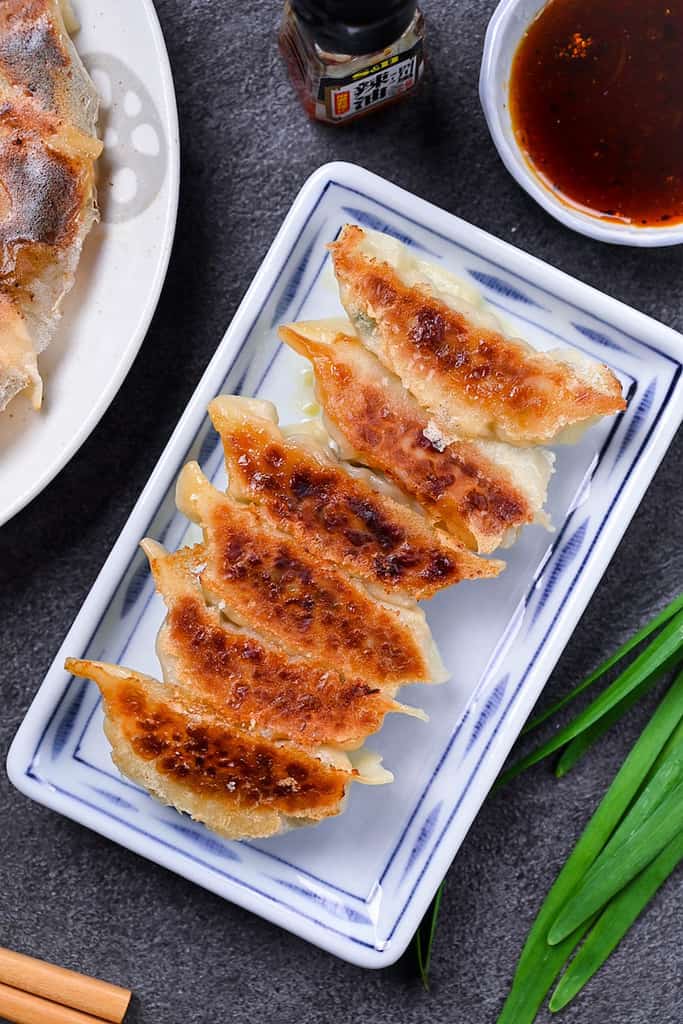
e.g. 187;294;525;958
0;2;98;131
0;294;38;411
65;659;388;840
142;540;422;749
280;320;554;553
208;394;503;596
330;225;626;446
0;1;101;411
176;462;447;686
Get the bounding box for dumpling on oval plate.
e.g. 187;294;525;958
0;0;102;412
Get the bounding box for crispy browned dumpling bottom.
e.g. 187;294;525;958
209;394;502;594
0;0;101;411
144;541;410;750
65;659;357;840
176;461;447;686
279;320;553;553
330;224;625;446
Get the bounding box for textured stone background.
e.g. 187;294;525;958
1;2;681;1022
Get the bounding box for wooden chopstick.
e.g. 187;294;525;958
0;982;112;1024
0;949;131;1023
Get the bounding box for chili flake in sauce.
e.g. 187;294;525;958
510;0;683;226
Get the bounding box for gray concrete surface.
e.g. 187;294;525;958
1;2;681;1022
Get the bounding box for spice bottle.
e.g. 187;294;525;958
279;1;425;126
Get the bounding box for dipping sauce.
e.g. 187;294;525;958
509;0;683;226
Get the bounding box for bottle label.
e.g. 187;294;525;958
319;41;423;121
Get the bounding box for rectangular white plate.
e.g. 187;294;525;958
8;162;683;968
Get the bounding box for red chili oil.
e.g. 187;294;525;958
509;0;683;226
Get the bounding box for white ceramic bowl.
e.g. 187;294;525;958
480;0;683;246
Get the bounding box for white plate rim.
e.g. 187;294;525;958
7;161;683;967
1;0;181;527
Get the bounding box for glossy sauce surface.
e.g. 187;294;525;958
510;0;683;225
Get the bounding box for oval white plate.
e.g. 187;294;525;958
0;0;180;527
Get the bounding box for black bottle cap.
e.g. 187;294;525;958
291;1;418;55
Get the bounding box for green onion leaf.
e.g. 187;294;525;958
495;667;683;1024
497;609;683;788
603;725;683;856
548;743;683;943
523;593;683;735
549;831;683;1011
415;881;445;991
554;668;666;778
